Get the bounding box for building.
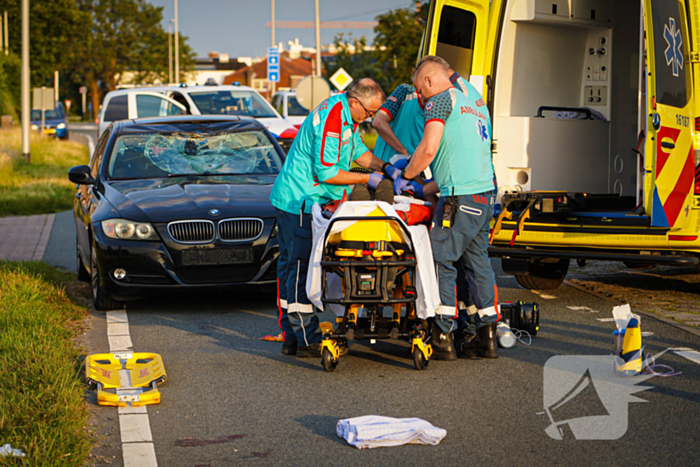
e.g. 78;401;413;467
223;56;313;98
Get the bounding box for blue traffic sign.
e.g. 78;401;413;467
267;47;280;83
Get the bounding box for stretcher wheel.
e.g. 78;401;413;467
412;347;429;371
322;348;338;372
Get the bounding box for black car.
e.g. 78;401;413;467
70;116;283;310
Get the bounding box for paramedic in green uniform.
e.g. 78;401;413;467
393;60;500;361
269;78;388;358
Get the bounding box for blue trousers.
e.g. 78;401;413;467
275;208;321;347
430;192;499;335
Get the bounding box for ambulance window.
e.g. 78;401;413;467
436;6;476;76
651;0;689;108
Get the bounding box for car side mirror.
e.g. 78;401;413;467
69;165;96;185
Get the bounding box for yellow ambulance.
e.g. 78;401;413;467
421;0;700;289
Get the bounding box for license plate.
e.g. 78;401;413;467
181;248;253;266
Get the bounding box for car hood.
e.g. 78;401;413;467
103;175;277;223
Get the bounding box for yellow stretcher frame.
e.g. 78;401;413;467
86;352;167;407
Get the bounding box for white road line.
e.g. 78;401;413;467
531;290;558;300
567;306;599;313
236;308;276;319
596;318;616;322
84;133;95;155
106;310;158;467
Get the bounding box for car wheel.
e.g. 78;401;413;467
77;238;90;282
91;245;124;310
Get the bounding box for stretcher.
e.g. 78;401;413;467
307;201;439;371
85;352;167;406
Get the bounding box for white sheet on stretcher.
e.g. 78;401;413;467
307;201;440;319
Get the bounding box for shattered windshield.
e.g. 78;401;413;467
107;130;282;179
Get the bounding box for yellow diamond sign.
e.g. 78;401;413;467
329;67;353;92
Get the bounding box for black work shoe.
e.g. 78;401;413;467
374;178;395;204
476;323;499;359
297;342;323;358
430;323;457;361
281;342;297;356
350;184;371;201
455;330;479;359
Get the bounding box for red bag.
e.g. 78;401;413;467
396;203;433;226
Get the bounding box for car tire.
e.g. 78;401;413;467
77;239;90;282
91;245;124;310
515;258;569;290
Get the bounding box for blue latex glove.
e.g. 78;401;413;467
384;164;402;180
367;172;384;189
409;181;424;198
391;156;409;170
393;176;412;195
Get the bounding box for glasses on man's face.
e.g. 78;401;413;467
353;97;380;119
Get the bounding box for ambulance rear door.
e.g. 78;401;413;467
644;0;695;229
421;0;501;101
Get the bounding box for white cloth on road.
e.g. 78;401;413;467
307;201;440;319
337;415;447;449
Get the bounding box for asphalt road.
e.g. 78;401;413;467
68;122;98;155
47;131;700;464
57;229;698;466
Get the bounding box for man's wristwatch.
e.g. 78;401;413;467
381;162;391;176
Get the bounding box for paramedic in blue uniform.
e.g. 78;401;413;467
270;78;388;358
393;60;500;361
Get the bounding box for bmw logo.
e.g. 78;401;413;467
209;209;220;216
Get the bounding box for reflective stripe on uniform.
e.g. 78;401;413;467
458;301;478;316
288;303;314;313
478;305;499;319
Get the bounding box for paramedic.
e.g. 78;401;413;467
394;61;500;360
372;55;471;198
270;78;388;358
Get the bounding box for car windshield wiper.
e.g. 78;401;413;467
166;173;199;178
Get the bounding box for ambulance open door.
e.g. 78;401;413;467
643;0;695;229
421;0;495;98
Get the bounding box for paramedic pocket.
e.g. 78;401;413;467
293;219;314;260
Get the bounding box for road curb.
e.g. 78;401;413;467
564;280;700;338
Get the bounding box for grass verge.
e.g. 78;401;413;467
0;128;88;217
0;261;91;466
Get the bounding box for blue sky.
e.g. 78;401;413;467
149;0;414;59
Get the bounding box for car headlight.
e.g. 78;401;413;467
57;123;66;129
31;124;38;131
101;219;159;241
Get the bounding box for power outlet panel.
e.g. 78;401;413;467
584;86;607;106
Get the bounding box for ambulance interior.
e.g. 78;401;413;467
440;0;647;217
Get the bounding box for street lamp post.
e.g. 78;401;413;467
21;0;29;162
174;0;179;83
168;20;173;84
271;0;276;97
314;0;321;77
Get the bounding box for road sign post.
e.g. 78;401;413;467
267;47;280;88
295;75;330;111
32;87;54;133
79;85;87;120
329;67;353;92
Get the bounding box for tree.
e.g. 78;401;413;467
1;0;85;88
373;2;429;93
325;34;390;92
74;0;196;119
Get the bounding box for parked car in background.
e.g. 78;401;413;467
31;102;69;139
271;90;309;129
96;90;186;138
99;85;298;152
70;115;282;310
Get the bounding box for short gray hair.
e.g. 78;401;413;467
413;55;451;81
346;78;385;103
